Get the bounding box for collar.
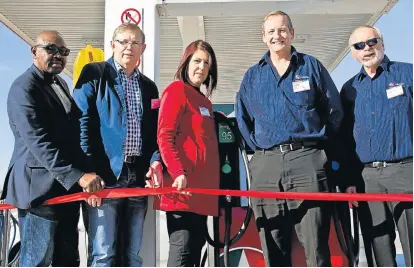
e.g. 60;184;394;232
259;46;299;67
357;55;390;82
114;59;140;78
31;64;57;84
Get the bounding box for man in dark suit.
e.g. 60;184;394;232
2;30;104;266
73;23;163;267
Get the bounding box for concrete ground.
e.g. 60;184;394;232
78;208;406;267
3;207;406;267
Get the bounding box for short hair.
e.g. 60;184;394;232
175;40;218;98
112;23;145;43
262;11;294;33
349;25;384;46
35;30;64;45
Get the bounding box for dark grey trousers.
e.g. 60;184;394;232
166;211;207;267
249;147;332;267
358;161;413;267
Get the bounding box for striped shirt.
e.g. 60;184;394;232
340;55;413;163
114;60;143;156
236;47;343;151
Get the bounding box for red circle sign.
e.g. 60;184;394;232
121;8;141;25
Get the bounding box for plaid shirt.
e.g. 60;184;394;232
114;60;143;156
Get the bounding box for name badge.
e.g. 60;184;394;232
386;85;404;99
199;107;210;117
292;80;310;92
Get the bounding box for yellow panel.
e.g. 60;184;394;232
73;45;105;86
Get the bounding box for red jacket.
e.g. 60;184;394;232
154;81;220;216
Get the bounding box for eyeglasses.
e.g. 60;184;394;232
36;44;70;56
352;38;380;50
115;40;143;47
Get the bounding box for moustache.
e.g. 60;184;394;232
48;60;64;65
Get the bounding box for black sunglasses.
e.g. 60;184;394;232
352;37;380;50
36;44;70;56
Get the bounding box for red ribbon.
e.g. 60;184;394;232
0;187;411;211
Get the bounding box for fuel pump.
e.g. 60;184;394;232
202;112;253;267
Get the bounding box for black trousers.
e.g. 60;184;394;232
166;211;207;267
358;161;413;267
249;147;332;267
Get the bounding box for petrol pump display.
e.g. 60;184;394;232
217;118;241;207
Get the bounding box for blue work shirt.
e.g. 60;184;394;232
236;47;343;156
340;55;413;164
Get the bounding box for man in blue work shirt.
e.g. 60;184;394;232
341;25;412;267
236;11;343;267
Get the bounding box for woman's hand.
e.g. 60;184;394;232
172;175;192;196
172;174;187;190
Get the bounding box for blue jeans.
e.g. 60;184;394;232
88;163;148;267
18;203;80;267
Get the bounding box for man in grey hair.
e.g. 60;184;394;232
73;23;163;266
340;25;413;267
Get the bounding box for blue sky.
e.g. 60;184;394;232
330;0;413;86
0;0;412;181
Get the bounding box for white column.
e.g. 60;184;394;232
177;16;206;49
141;1;160;267
104;0;159;266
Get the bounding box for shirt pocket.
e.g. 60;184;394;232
387;85;411;111
289;88;316;110
287;78;316;110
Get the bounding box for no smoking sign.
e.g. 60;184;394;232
121;8;141;25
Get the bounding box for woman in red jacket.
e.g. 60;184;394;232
155;40;219;266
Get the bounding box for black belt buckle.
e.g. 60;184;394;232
124;155;136;164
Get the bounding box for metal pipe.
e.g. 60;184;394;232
1;210;11;267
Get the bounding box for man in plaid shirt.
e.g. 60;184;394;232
73;23;163;267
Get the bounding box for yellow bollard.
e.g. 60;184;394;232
73;45;105;86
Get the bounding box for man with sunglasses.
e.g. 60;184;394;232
2;30;105;266
73;23;162;266
340;25;412;266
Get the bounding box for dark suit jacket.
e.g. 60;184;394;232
2;65;89;209
72;58;161;186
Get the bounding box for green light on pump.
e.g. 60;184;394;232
221;155;232;174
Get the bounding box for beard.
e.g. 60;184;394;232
362;51;384;68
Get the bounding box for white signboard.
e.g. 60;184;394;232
104;0;144;70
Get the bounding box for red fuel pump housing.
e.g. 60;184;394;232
218;207;349;267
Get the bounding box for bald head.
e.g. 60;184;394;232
35;30;65;46
32;30;68;74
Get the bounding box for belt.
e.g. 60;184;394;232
124;155;141;164
364;157;413;168
260;141;318;153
